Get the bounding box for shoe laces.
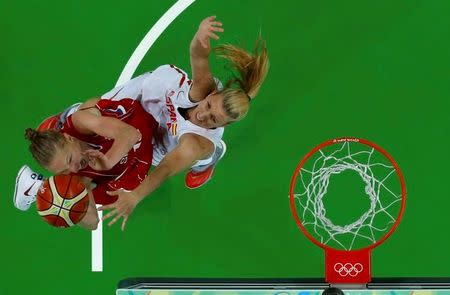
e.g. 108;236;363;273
25;195;37;206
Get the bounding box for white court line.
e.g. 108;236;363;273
91;0;196;272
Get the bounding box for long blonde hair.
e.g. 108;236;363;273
214;37;269;121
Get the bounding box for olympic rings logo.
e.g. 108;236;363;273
333;262;363;277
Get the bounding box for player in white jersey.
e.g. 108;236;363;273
15;16;269;231
100;16;269;229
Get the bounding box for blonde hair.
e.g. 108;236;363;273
25;128;66;167
214;37;269;121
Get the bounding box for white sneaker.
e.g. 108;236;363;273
13;165;44;211
215;140;227;163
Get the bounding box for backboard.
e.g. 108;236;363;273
117;278;450;295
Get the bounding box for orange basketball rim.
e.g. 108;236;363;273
289;137;406;284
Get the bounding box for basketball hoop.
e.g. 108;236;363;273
289;138;406;284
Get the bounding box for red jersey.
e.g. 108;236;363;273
60;98;158;204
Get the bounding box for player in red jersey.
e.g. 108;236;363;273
21;97;157;230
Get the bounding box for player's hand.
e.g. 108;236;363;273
84;149;112;171
98;189;140;231
196;16;224;49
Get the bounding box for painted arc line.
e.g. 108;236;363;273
115;0;196;86
91;0;196;272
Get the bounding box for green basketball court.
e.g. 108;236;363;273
2;0;450;294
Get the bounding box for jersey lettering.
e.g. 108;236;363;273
119;156;128;164
165;94;178;135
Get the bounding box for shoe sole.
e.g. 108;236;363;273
219;140;227;161
13;165;29;210
185;141;227;189
186;169;214;190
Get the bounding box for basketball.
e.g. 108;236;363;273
36;174;89;227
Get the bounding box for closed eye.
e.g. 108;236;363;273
207;102;211;110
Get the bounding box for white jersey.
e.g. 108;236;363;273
101;64;224;168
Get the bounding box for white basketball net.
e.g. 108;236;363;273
293;140;403;250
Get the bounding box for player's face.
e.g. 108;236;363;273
189;92;229;129
46;134;89;174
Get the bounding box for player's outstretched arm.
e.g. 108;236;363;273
98;134;214;230
189;16;224;102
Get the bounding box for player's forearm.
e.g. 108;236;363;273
190;39;213;75
133;162;173;202
104;128;142;169
189;34;214;101
132;150;197;202
190;31;210;59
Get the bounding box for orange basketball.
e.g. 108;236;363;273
36;174;89;228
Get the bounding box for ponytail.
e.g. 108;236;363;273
214;37;269;121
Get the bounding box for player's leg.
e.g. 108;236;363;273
185;139;227;189
77;191;100;230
